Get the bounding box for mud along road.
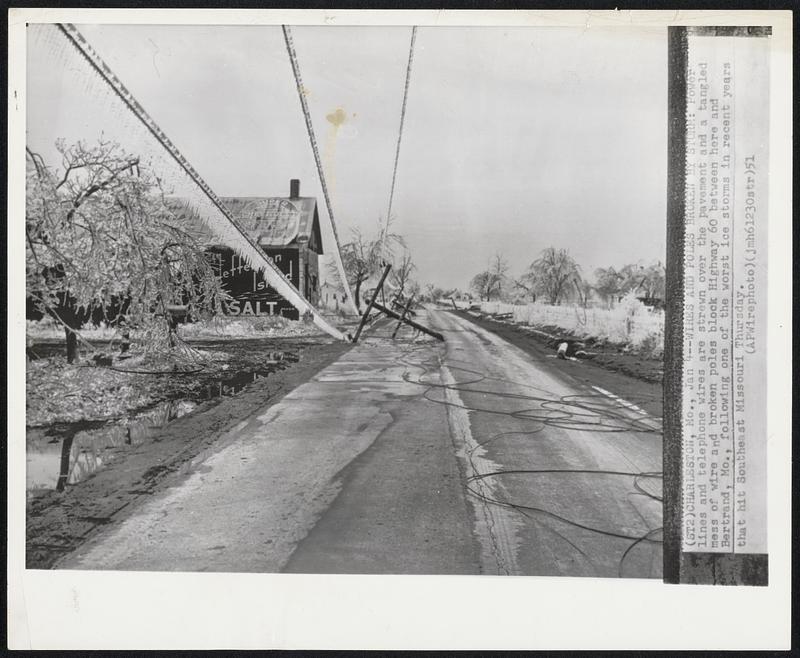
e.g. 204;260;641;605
56;308;663;577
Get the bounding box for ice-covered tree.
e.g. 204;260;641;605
26;139;229;362
526;247;581;305
333;222;405;310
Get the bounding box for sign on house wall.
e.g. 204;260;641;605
207;246;300;320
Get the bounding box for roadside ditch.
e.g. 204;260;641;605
26;335;352;568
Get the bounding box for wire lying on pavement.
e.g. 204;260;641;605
394;339;664;578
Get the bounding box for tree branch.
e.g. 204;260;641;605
26;147;47;179
65;157;140;222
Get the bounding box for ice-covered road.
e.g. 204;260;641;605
59;309;662;578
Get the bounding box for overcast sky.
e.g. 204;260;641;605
27;23;667;291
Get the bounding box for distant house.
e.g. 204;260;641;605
171;179;323;320
319;280;344;311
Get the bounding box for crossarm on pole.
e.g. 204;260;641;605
365;298;444;342
391;293;415;339
351;264;392;343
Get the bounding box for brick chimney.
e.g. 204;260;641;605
290;179;300;199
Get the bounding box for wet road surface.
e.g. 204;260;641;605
58;308;662;577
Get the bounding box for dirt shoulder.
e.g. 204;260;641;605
451;309;663;419
453;309;664;384
27;339;352;569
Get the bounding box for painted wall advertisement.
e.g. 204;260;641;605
207;246;300;320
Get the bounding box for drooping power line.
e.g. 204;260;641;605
54;22;346;340
282;24;359;315
380;26;418;263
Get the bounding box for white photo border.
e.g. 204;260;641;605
7;8;792;650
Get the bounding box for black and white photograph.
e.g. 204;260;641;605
8;8;792;651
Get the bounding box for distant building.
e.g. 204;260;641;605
171;179;323;320
319;280;345;311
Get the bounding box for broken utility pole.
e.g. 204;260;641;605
351;264;392;343
391;293;416;339
365;298;444;342
350;264;444;343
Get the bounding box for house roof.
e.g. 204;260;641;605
168;195;323;254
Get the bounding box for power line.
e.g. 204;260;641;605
396;342;664;577
55;23;345;341
381;26;418;263
281;25;359;316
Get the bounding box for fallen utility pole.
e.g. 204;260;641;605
391;292;416;317
390;288;404;309
351;264;392;343
391;293;415;339
365;298;444;342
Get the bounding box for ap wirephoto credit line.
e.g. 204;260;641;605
664;25;770;586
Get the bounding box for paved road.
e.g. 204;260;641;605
59;308;662;577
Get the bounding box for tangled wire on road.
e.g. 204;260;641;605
395;340;664;578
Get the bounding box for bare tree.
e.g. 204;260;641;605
635;262;666;305
330;221;406;310
594;265;625;306
574;278;593;309
26;139;229;362
405;279;421;300
527;247;581;305
422;283;444;303
488;253;509;300
390;251;416;296
332;228;373;310
470;253;509;301
470;271;493;301
513;276;538;302
594;261;665;307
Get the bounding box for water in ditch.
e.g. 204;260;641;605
26;350;298;494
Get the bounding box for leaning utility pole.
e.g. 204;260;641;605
351;264;393;343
